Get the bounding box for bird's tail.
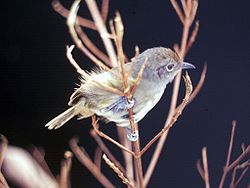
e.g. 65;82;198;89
45;106;76;130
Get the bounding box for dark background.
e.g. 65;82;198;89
1;0;250;187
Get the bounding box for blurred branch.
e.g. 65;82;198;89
69;138;115;188
91;116;134;156
30;146;55;179
59;151;73;188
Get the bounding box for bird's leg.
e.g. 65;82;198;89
126;127;138;142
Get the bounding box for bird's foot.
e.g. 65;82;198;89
126;127;138;142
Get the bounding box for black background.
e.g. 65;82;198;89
1;0;250;187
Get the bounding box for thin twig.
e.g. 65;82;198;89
69;138;115;188
219;120;237;188
59;151;73;188
185;21;199;55
90;129;127;174
75;25;111;65
91;116;134;156
234;165;249;187
103;154;135;188
170;0;185;24
140;73;193;156
202;147;210;188
196;160;205;180
111;13;144;187
85;0;118;67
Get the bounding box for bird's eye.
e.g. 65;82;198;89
166;63;175;72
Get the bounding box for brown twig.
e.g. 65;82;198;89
90;129;126;174
59;151;73;188
144;0;199;185
102;154;135;188
111;12;144;187
219;120;237;188
196;160;205;180
91;116;134;156
69;138;115;188
234;163;249;187
140;72;193;156
185;21;199;55
202;147;210;188
75;25;111;65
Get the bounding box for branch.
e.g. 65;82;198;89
140;73;193;156
202;147;210;188
219;120;237;188
90;129;127;175
91;116;134;156
102;154;135;188
69;138;115;188
144;0;199;185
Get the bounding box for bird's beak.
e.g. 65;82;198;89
182;62;196;70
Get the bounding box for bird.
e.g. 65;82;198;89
45;47;195;141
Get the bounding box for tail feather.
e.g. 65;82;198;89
45;106;76;130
